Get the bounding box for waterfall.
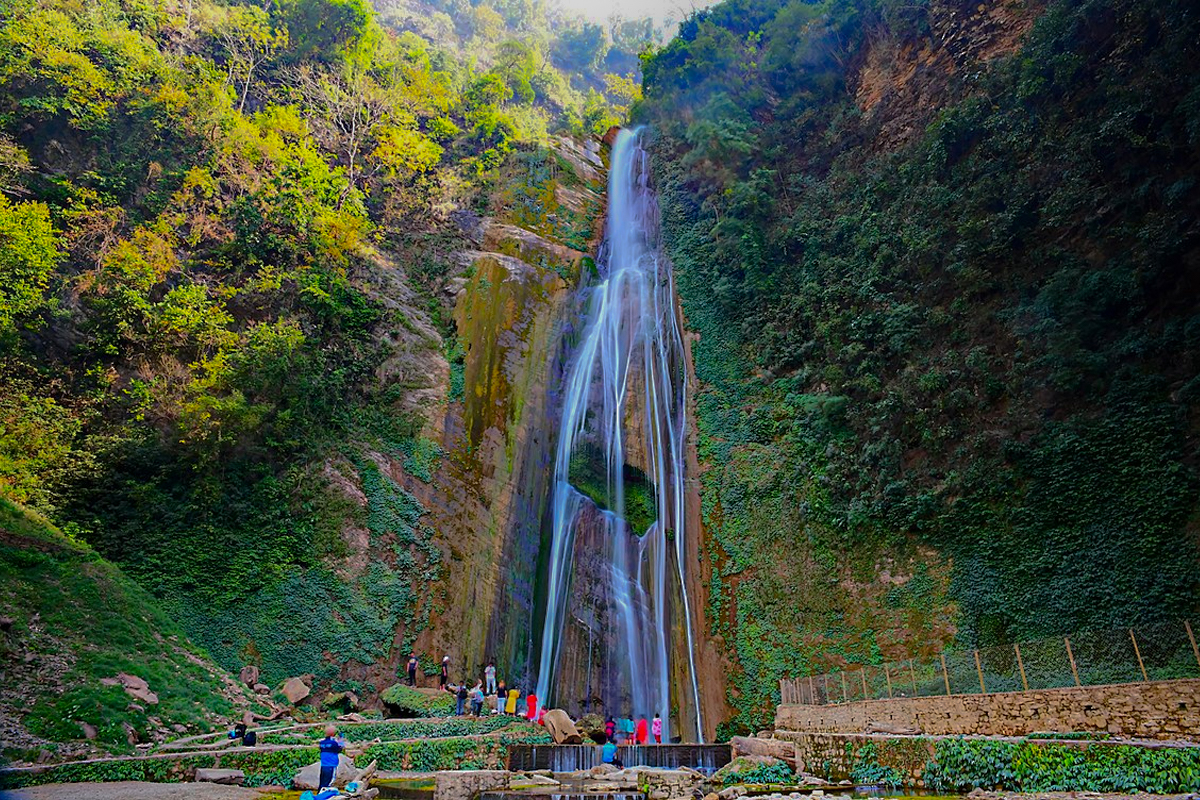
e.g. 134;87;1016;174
534;127;704;741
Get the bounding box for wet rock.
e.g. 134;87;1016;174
730;736;796;768
196;768;245;785
282;677;311;704
434;770;510;800
239;665;260;687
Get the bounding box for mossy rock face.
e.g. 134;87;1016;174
380;683;454;717
568;444;658;537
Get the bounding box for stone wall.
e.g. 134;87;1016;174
775;678;1200;741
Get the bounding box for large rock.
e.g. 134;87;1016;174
324;690;360;711
543;709;582;744
100;673;159;705
195;768;245;785
730;736;797;768
238;665;260;687
294;754;354;789
282;676;311;704
434;770;510;800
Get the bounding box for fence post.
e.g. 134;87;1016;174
940;652;951;696
823;672;830;705
909;658;918;695
1065;637;1081;687
1014;642;1029;691
885;664;893;699
1186;621;1200;673
860;668;869;699
808;675;816;704
780;679;787;704
1130;629;1149;682
974;649;987;694
840;671;848;703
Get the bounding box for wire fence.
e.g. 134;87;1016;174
780;619;1200;705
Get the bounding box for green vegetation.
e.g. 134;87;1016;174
0;499;250;761
380;684;456;717
640;0;1200;732
924;738;1200;794
715;757;796;786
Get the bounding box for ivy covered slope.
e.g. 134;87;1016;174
639;0;1200;733
0;498;255;763
0;0;631;735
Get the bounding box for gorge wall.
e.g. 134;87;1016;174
639;0;1200;735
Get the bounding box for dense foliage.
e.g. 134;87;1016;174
924;738;1200;794
639;0;1200;731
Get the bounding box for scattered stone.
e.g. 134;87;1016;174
339;712;368;723
254;683;271;694
79;721;98;740
704;792;719;800
195;768;246;785
238;665;260;687
36;749;52;763
590;763;619;776
122;721;139;746
294;754;354;789
544;708;583;744
717;786;746;800
282;676;311;704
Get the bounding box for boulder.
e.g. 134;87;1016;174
239;665;260;687
195;768;245;785
730;736;797;768
543;708;583;744
78;721;97;740
101;673;159;705
282;676;311;704
254;683;271;695
294;754;354;789
324;690;360;711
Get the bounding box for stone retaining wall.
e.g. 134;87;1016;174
775;678;1200;741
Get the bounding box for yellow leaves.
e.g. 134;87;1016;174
99;228;177;293
371;124;443;176
312;207;369;264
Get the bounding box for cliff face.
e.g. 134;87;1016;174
642;0;1200;734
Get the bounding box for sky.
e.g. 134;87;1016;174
554;0;709;31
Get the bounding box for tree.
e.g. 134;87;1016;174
279;0;371;63
0;195;59;335
216;6;288;112
552;20;609;72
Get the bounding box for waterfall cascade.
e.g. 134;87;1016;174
534;128;704;741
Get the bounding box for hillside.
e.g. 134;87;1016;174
638;0;1200;733
0;498;256;763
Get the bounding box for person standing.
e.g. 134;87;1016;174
604;717;616;743
456;681;468;716
440;656;450;690
317;725;345;790
407;654;419;686
471;681;485;716
485;661;497;694
635;717;648;745
525;692;537;720
651;713;662;744
505;685;519;715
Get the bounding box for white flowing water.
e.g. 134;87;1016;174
535;128;704;741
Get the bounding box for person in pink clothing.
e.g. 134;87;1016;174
635;717;648;744
651;713;662;743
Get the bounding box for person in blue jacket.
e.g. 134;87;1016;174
601;739;623;769
317;724;345;789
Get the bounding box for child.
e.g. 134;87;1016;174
651;713;662;744
317;724;345;789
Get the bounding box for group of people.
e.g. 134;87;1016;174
408;654;541;719
600;713;664;768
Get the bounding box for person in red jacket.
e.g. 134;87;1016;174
525;692;538;720
635;717;648;744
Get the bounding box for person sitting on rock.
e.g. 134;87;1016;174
602;738;623;769
317;725;345;790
